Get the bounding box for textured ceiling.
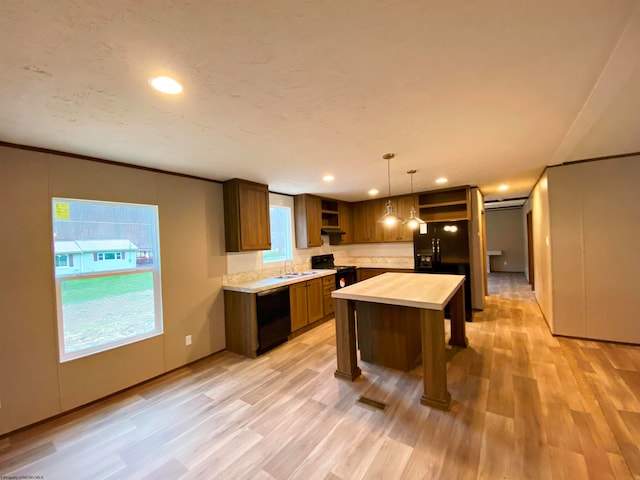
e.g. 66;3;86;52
1;1;639;202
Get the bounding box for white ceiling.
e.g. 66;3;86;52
1;1;639;202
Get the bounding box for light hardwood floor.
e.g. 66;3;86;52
1;273;639;479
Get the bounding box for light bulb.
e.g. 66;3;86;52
385;216;397;226
150;76;183;94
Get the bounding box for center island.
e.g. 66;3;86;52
331;272;468;410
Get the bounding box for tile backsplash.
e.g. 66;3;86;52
224;238;413;285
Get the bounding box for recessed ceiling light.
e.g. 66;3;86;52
435;177;448;184
368;189;379;196
150;76;183;94
498;184;509;191
323;175;335;182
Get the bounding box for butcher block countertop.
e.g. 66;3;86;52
331;272;465;310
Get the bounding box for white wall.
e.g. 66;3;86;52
524;172;554;330
485;208;526;272
547;155;640;343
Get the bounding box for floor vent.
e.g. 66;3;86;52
357;396;386;411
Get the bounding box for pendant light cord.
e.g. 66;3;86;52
387;158;391;198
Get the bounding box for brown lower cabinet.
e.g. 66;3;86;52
224;290;259;357
357;267;415;282
290;278;324;331
322;275;336;316
225;276;331;358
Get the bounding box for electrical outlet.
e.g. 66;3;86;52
185;335;192;346
503;261;507;266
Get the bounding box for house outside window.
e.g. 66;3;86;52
52;198;163;362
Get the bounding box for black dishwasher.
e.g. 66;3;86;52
256;286;291;355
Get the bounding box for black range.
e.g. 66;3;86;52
311;254;357;289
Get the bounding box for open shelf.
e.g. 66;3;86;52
417;186;471;222
321;198;340;227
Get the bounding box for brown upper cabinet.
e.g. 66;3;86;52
352;199;385;243
383;194;417;242
223;178;271;252
337;201;353;244
294;194;322;248
292;185;471;249
295;195;354;248
418;186;471;222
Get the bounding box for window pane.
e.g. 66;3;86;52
60;272;156;354
263;205;293;263
52;198;163;361
55;255;68;267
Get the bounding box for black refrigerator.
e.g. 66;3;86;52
413;220;472;320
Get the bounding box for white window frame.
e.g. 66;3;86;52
52;198;163;362
263;194;294;264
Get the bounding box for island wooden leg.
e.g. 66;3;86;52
420;309;451;410
448;283;468;348
334;298;362;381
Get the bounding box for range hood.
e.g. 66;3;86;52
321;227;346;235
321;227;346;245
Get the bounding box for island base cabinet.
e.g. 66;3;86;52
332;273;467;410
356;302;422;371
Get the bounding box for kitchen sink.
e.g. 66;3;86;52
272;271;318;279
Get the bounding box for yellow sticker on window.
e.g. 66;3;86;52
54;202;70;220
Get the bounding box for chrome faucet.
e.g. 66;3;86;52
284;259;294;275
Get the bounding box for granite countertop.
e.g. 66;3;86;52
332;272;464;310
223;269;337;294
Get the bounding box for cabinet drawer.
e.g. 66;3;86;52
322;275;335;286
323;285;336;296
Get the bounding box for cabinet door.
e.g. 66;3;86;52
351;201;368;243
238;181;271;250
369;199;386;243
294;195;322;248
353;200;384;243
224;179;271;252
306;278;325;323
306;196;322;246
289;282;308;331
338;201;353;244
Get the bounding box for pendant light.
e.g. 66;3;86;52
377;153;405;226
402;169;426;229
